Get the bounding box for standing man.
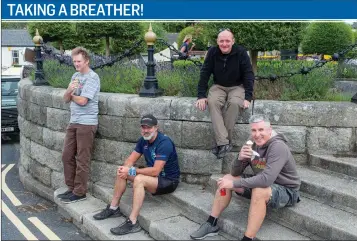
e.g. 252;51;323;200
190;114;301;241
92;114;180;235
57;47;100;204
195;29;255;159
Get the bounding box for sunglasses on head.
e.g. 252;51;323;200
218;28;233;34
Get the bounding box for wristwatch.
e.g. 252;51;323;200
128;166;137;176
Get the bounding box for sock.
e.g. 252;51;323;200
207;215;218;226
110;205;118;210
241;235;253;241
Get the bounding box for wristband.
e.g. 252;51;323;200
128;166;137;176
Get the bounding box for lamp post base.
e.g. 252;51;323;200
139;85;163;97
352;92;357;104
139;76;163;97
33;72;48;86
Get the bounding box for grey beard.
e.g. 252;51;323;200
143;132;155;141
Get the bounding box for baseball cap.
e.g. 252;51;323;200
140;114;158;127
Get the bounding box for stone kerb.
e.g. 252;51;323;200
17;80;357;191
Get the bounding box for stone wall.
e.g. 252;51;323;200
17;78;357;194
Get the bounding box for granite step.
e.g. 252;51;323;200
54;187;153;240
308;154;357;178
207;175;357;240
297;165;357;212
162;183;312;240
92;183;235;240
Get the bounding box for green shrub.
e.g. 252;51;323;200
301;22;354;55
36;59;350;101
340;64;357;79
177;26;208;51
280;66;335;101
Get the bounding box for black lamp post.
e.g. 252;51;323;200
32;29;47;86
139;23;163;97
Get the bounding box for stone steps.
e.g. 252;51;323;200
92;184;235;240
207;174;357;240
54;188;153;240
308;154;357;178
162;183;312;240
297;165;357;212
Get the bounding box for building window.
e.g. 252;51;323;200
12;50;19;65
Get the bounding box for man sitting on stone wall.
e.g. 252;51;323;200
190;114;301;241
92;114;180;235
195;29;255;159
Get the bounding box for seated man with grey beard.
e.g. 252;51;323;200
92;114;180;235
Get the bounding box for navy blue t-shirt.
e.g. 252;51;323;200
180;42;189;53
135;132;180;181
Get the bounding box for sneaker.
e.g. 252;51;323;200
190;222;219;239
61;194;87;204
93;205;123;220
56;190;72;199
211;146;219;156
217;144;232;159
110;218;142;235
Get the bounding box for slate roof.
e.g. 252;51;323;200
165;33;179;45
2;29;34;47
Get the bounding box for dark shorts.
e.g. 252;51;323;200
236;184;300;209
152;176;179;196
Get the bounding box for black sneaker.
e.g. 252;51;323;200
211;146;219;156
217;144;232;159
110;218;142;235
57;190;72;199
93;205;123;220
61;194;87;204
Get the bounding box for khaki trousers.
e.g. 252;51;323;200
62;123;97;196
207;84;245;146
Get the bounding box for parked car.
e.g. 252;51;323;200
1;66;22;138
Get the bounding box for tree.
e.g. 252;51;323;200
28;22;75;53
162;22;191;33
77;22;143;57
51;32;104;55
301;22;353;57
202;22;306;74
177;25;208;51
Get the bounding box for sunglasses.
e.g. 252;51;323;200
218;28;233;34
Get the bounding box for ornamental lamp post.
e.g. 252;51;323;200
139;23;163;97
32;29;47;86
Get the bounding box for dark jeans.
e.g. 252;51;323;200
62;123;97;196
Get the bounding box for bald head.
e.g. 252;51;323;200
217;30;234;40
217;30;235;54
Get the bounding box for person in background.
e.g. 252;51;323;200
180;34;196;59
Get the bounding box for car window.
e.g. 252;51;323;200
1;81;19;96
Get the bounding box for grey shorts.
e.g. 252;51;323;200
236;184;300;209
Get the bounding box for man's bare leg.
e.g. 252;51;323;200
110;175;135;207
129;174;158;224
244;187;272;239
211;174;244;218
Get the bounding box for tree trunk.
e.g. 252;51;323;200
59;40;64;54
105;36;110;57
249;50;258;75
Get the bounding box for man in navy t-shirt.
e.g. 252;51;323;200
92;114;180;235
